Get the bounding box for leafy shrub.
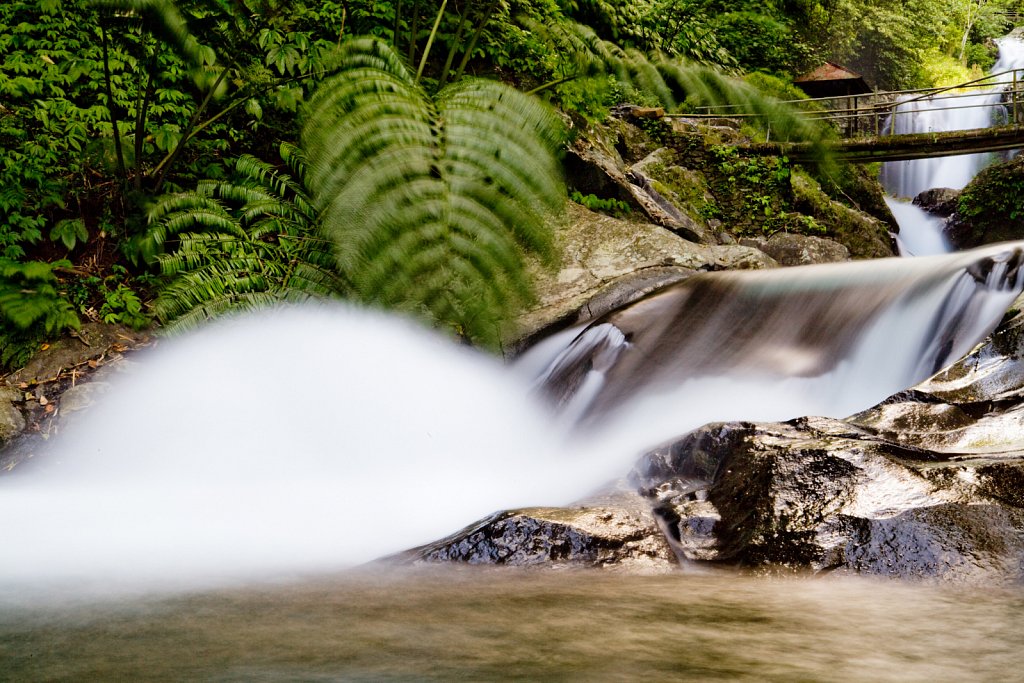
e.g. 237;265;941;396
0;259;80;369
301;37;566;347
570;191;632;216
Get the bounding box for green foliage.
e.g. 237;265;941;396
706;146;794;234
0;259;80;369
143;142;343;330
528;22;829;158
50;219;89;252
99;284;149;329
302;37;565;347
570;190;631;216
954;155;1024;246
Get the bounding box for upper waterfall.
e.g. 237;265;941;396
528;242;1024;439
880;37;1024;199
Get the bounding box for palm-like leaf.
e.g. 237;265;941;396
301;37;565;347
145;142;344;330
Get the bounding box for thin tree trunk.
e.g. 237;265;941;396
100;21;126;179
153;67;230;192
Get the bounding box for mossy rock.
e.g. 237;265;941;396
791;169;895;258
950;155;1024;248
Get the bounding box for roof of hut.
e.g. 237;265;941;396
794;63;872;98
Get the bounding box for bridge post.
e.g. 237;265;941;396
1015;70;1021;125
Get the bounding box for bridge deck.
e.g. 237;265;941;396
745;125;1024;163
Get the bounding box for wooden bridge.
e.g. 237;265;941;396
682;68;1024;163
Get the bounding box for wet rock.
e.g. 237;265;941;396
913;188;959;217
739;233;850;266
399;482;677;571
512;203;777;345
631;417;1024;583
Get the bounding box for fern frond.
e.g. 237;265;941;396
302;38;565;347
143;141;343;329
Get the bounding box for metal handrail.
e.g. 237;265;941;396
682;68;1024;138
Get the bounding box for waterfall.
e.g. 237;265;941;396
884;196;951;256
880;37;1024;200
527;242;1024;436
2;243;1024;601
881;38;1024;254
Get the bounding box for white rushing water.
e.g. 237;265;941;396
885;196;951;256
2;244;1024;601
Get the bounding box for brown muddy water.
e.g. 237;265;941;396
1;566;1021;681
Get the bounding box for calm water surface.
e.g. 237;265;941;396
1;567;1021;681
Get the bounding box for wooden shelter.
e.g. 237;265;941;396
794;63;872;99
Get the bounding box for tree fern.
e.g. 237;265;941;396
301;37;565;347
143;142;344;331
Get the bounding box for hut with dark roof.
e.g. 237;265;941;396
794;63;872;99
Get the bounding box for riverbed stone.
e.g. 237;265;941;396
398;481;677;571
739;232;851;265
631;416;1024;583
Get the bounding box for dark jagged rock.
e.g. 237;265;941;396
913;188;959;217
631;417;1024;583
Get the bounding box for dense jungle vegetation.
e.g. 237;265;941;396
1;0;1021;362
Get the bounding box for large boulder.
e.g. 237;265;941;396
739;232;851;266
790;169;896;258
510;203;778;348
632;417;1024;583
627;298;1024;583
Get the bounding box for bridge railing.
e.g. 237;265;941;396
682;68;1024;139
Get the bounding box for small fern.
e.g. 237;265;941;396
301;37;566;347
0;259;81;370
144;142;344;331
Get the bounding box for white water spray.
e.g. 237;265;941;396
1;245;1023;600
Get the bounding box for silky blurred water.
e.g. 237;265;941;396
1;567;1020;681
